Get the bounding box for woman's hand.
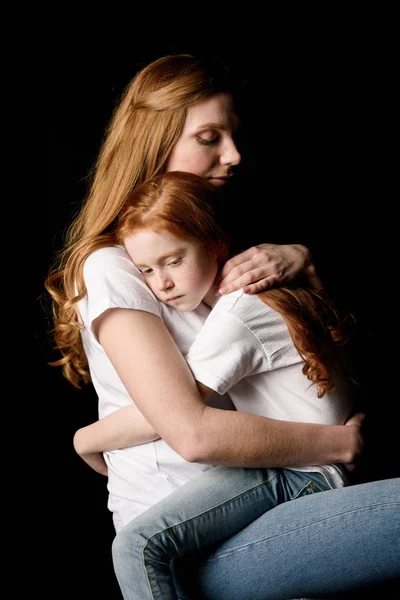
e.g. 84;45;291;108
342;412;366;473
217;244;311;295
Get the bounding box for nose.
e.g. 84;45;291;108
220;138;241;167
156;272;174;292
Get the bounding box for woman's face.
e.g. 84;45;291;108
165;93;241;187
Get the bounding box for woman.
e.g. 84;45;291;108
45;54;398;598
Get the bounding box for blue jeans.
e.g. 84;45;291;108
172;478;400;600
112;467;333;599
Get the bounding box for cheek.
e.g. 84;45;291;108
193;257;218;289
142;277;159;297
166;146;212;176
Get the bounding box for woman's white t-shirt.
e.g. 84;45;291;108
78;246;234;532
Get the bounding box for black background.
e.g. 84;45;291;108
39;22;397;599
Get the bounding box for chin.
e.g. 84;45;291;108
180;301;202;312
180;304;198;312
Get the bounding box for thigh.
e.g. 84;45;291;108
113;465;287;599
114;465;292;565
173;478;400;600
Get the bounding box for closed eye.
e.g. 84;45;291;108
167;258;182;267
196;134;219;146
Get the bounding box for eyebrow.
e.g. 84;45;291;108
195;118;240;132
195;122;226;131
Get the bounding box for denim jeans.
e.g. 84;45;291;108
112;466;333;599
172;477;400;600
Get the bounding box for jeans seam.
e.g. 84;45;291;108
202;501;400;562
144;471;279;544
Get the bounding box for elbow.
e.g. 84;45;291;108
178;444;204;464
73;428;86;457
172;425;212;464
179;445;210;464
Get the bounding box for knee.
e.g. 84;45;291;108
112;522;144;567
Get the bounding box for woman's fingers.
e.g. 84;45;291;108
218;244;311;295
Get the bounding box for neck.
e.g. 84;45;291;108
203;283;218;309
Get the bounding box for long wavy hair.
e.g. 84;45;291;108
45;54;242;388
117;171;355;399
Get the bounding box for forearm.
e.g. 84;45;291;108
77;450;109;477
189;407;360;467
73;404;160;455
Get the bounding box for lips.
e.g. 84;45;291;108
208;176;232;187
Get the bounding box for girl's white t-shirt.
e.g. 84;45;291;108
78;246;234;532
185;289;354;490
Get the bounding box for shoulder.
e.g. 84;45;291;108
213;290;275;326
84;245;146;289
81;244;161;318
198;290;265;347
212;290;298;363
84;245;141;276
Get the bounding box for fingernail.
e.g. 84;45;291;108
218;287;227;295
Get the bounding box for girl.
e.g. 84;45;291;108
100;170;361;599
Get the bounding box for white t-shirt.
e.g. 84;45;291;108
185;289;354;489
78;246;234;532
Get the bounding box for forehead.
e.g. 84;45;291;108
124;230;188;264
183;93;239;131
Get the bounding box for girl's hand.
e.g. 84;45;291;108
217;244;311;295
76;448;109;477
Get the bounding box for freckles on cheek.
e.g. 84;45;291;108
184;268;208;291
190;262;216;290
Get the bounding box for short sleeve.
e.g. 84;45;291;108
185;311;268;395
80;246;161;334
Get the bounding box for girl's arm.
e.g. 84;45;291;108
73;403;160;474
91;307;363;468
217;243;311;295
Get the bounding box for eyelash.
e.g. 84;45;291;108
167;259;182;267
140;258;182;275
196;135;218;146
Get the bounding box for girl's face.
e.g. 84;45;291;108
165;93;241;187
124;229;219;311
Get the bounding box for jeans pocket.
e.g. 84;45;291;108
295;472;331;498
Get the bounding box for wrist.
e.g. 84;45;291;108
293;244;312;268
338;424;362;465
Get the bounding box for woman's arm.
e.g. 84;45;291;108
217;243;312;295
93;307;363;468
